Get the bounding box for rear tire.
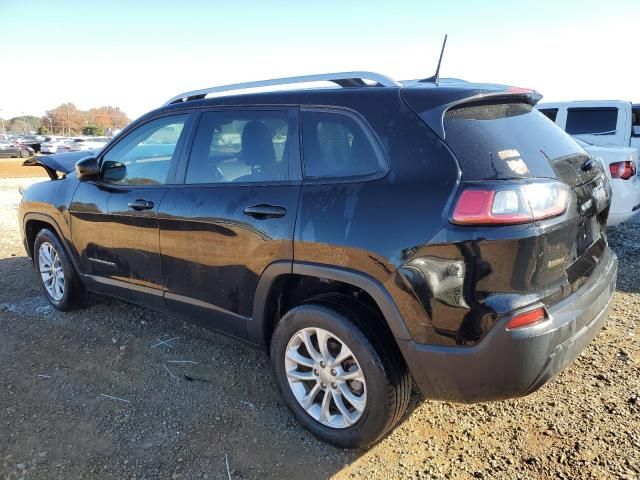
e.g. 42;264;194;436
270;295;411;448
34;229;87;311
19;149;29;158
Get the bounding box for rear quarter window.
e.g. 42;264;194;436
632;107;640;137
565;107;618;135
301;109;385;179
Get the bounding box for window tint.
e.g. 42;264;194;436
301;110;381;178
101;115;187;185
565;108;618;135
538;108;558;122
186;110;289;184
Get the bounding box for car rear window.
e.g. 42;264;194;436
443;101;594;186
565;107;618;135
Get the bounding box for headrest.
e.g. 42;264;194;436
241;121;275;166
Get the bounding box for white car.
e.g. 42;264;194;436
574;137;640;226
538;100;640;150
40;137;74;154
68;137;109;152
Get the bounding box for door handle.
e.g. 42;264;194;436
127;199;155;211
243;204;286;219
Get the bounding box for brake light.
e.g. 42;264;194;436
506;307;547;329
507;86;534;94
609;161;636;180
451;181;569;225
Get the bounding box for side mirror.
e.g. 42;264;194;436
75;156;100;181
632;125;640;137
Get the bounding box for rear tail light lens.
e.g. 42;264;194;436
506;307;547;330
452;180;569;225
609;161;636;180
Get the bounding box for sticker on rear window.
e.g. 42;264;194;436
497;149;521;160
506;159;529;175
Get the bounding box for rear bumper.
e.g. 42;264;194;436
399;248;617;403
608;177;640;226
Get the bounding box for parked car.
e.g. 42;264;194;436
573;137;640;226
40;137;74;154
19;72;617;448
68;137;109;152
15;135;44;153
0;141;34;158
538;100;640;149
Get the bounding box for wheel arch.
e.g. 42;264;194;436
249;261;412;348
23;213;82;275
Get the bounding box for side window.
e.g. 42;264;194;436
185;110;290;184
632;108;640;137
101;114;188;185
538;108;558;122
565;108;618;135
301;110;383;178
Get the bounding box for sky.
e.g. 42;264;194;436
1;0;639;121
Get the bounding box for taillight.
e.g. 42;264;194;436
451;180;569;225
609;161;636;180
506;307;547;330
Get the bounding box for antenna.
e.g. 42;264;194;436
420;34;448;85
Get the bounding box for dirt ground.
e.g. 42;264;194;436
0;158;47;178
0;162;638;479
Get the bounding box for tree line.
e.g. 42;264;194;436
1;103;131;136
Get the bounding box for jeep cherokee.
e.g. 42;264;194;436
19;72;618;448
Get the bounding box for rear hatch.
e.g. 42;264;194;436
441;99;610;294
401;88;612;326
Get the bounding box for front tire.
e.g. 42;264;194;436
270;297;411;448
34;229;87;311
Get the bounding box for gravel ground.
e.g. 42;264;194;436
0;169;638;480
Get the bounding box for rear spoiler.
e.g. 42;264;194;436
22;150;97;180
401;84;543;140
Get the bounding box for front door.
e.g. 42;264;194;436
69;113;192;309
158;108;301;338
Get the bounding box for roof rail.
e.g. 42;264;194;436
164;71;400;105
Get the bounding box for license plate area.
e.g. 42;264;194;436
576;215;599;257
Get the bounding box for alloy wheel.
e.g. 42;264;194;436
284;327;367;429
38;242;65;301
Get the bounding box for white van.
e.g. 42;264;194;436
537;100;640;149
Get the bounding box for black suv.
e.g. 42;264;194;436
20;72;617;448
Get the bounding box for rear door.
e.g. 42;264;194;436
70;113;192;309
158;107;301;338
0;142;17;157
